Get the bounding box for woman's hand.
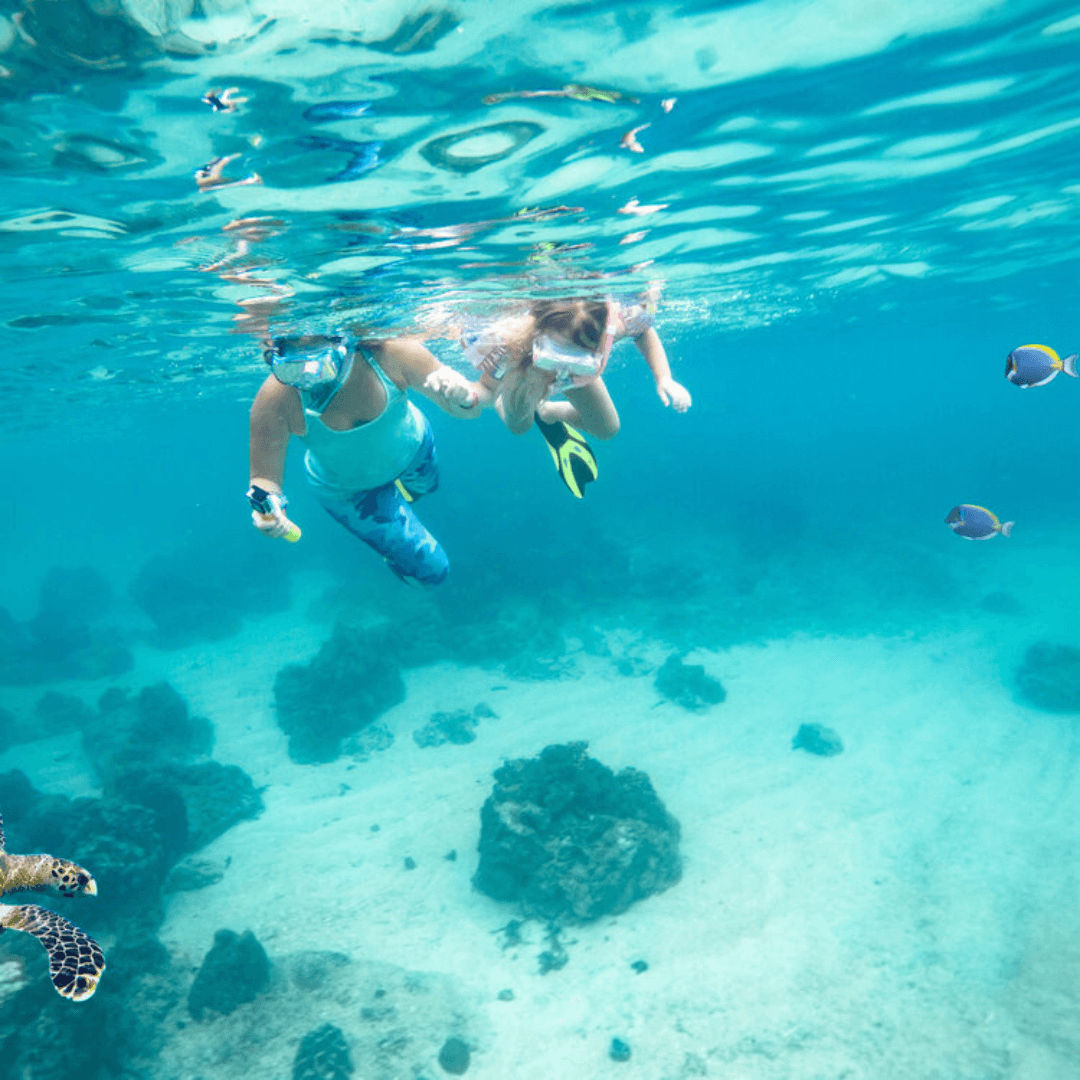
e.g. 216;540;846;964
251;509;301;540
656;376;692;412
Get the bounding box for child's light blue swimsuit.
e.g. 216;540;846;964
300;348;448;586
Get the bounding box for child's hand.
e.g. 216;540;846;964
424;367;480;408
657;376;692;412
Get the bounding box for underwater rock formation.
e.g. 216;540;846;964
86;683;215;780
473;742;682;922
110;759;263;853
154;949;478;1080
34;691;97;739
413;704;495;748
792;723;844;757
654;654;725;711
437;1035;471;1074
1015;642;1080;712
129;541;292;648
188;929;270;1021
35;565;114;624
0;566;133;686
294;1023;354;1080
0;595;132;687
274;624;406;764
0;681;261;929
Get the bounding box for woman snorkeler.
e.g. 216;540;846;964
248;331;485;586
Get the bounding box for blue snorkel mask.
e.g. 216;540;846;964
264;333;350;390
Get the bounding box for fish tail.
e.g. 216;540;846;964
1062;354;1078;377
999;521;1015;537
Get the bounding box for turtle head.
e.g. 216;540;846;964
49;859;97;898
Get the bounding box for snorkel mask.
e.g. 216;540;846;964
264;333;350;390
531;300;617;377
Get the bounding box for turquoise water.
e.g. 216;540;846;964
2;2;1080;1077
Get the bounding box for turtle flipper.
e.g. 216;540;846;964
0;904;106;1000
0;812;5;853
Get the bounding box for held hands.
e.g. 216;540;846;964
423;366;480;408
656;376;692;413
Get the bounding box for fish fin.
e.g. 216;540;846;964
1029;343;1058;360
1062;354;1078;377
999;521;1014;537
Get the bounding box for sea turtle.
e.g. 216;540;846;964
0;811;106;1001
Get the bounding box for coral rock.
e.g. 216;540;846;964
1016;642;1080;712
294;1023;354;1080
655;654;725;711
413;707;485;748
188;929;270;1020
792;723;844;757
274;624;406;764
473;742;682;922
437;1036;471;1074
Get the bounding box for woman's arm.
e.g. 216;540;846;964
633;328;692;412
377;336;488;419
249;375;301;489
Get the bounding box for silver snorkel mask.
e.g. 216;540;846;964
531;300;617;378
264;333;350;390
532;334;605;377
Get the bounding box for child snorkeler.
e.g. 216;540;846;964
459;292;691;497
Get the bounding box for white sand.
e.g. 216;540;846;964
3;580;1079;1078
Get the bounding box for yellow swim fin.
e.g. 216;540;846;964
534;414;598;499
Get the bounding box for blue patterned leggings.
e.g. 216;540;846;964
307;421;449;586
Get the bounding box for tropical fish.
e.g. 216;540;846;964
1004;343;1078;388
945;504;1014;540
302;100;372;122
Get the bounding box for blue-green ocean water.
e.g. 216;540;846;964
2;2;1080;1078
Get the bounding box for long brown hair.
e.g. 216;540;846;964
530;298;609;352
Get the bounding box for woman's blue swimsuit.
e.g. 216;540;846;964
299;349;449;586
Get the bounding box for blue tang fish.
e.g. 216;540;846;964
302;101;372;122
1004;343;1077;388
945;504;1014;540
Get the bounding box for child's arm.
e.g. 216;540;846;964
633;328;692;412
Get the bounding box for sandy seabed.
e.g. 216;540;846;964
3;582;1079;1080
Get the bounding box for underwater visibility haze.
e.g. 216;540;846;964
1;1;1080;1077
